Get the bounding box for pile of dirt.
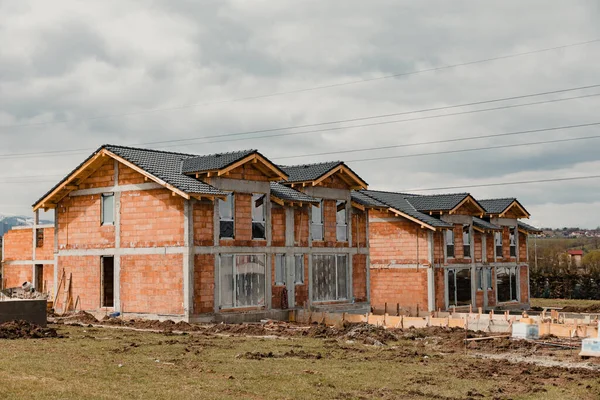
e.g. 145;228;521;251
61;311;99;325
236;349;323;360
560;304;600;313
0;320;62;339
304;322;399;345
101;317;202;332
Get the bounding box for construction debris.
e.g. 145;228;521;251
0;320;61;339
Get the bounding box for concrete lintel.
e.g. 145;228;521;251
69;182;163;197
2;260;55;266
208;178;270;194
301;186;350;200
491;217;518;226
440;214;472;224
194;245;365;255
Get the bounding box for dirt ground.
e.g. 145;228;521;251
531;298;600;313
1;314;600;399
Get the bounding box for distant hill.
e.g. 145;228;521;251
0;214;53;236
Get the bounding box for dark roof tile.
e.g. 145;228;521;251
181;149;257;173
270;182;319;204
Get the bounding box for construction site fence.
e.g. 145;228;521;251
293;310;599;339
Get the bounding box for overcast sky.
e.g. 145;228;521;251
1;0;600;228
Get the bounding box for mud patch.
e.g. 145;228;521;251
236;349;323;360
0;320;62;339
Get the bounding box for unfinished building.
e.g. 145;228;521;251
356;190;540;313
1;145;372;322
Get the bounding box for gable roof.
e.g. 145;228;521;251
518;221;541;234
270;182;319;205
33;145;229;210
404;193;469;212
181;149;288;180
360;190;453;230
351;190;388;209
479;198;530;218
279;161;368;189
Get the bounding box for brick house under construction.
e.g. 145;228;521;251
1;145;374;322
355;190;540;314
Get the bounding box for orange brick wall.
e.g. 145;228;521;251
294;208;309;247
295;256;309;307
433;232;444;264
475;290;484;308
41;264;54;294
221;163;270;181
271;256;284;310
193;201;214;246
351;209;367;248
194;254;215;313
369;210;429;265
434;268;445;310
79;160;114;189
474;232;482;262
487;268;497;307
118;164;145;185
3;264;32;288
520;265;529;303
57;195;115;249
485;232;495;262
3;229;33;261
519;232;527;262
370;267;428;313
120;254;184;315
35;227;55;260
352;254;367;302
57;255;100;311
271;205;286;247
120;189;185;248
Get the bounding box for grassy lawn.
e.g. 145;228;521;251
531;298;600;310
0;324;599;399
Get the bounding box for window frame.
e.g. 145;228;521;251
101;193;115;226
446;229;455;258
218;253;267;309
462;225;471;259
274;254;285;286
251;193;267;240
496;266;518;303
311;200;324;241
294;254;304;285
509;227;516;257
311;254;348;302
335;200;348;242
219;192;235;239
476;267;483;291
495;231;503;259
447;267;472;307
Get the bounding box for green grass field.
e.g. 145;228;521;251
0;324;599;399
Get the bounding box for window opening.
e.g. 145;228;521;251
495;231;503;258
447;268;471;306
101;256;114;308
311;201;323;241
252;194;266;239
463;225;471;258
336;200;347;241
274;254;285;286
497;266;518;302
101;193;114;225
294;255;304;285
312;254;348;301
446;229;455;258
219;254;266;308
509;227;516;257
219;193;235;239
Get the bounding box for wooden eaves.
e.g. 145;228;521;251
499;200;531;219
192;153;288;182
387;207;436;231
449;195;486;217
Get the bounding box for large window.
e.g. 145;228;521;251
311;201;323;241
336;200;347;241
274;254;285;286
219;254;266;308
446;229;455;258
294;255;304;285
462;225;471;258
101;193;114;225
219;193;234;239
509;228;516;257
252;194;266;239
497;266;518;303
495;231;503;258
447;268;471;307
312;255;348;301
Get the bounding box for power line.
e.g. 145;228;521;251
2;38;598;129
345;134;600;163
274;121;600;160
405;175;600;192
1;85;598;161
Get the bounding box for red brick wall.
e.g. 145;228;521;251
79;160;114;189
120;254;183;315
520;265;529;303
369;210;429;265
57;195;115;249
120;189;185;248
221;163;270;181
3;229;32;261
433;232;444;264
446;225;472;264
370;267;428;313
57;255;100;311
434;268;445;310
475;290;484;308
519;232;527;262
194;254;215;313
219;193;268;247
42;264;54;294
193;201;214;246
352;254;367;302
2;264;32;288
474;232;482;262
118;164;145;185
485;233;495;262
35;227;54;260
487;268;497;307
295;256;309;307
271;256;284;310
294;208;309;247
271;205;286;247
351;209;367;248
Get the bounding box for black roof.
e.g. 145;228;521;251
404;193;471;212
360;190;453;228
270;182;319;204
181;149;257;173
473;217;502;231
279;161;343;183
478;198;517;214
518;221;542;233
351;190;387;208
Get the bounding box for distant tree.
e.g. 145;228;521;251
582;251;600;274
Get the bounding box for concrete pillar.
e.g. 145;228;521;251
427;230;435;312
31;210;39;288
365;209;371;303
113;160;121;313
183;199;194;321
